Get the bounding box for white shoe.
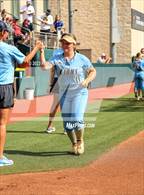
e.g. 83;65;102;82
46;127;56;133
137;96;140;101
0;156;14;167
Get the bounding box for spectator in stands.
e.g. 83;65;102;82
21;19;33;45
96;53;112;64
20;0;35;29
0;20;43;166
22;18;33;34
12;16;24;45
37;9;54;34
132;52;144;100
53;15;64;34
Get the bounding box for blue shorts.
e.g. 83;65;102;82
134;77;144;90
60;90;88;131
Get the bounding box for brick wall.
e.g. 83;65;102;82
48;0;131;63
2;0;131;63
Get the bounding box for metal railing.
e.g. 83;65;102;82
30;31;60;49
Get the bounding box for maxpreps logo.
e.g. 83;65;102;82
66;122;74;130
65;122;96;129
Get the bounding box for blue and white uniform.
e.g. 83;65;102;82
132;59;144;90
50;52;93;131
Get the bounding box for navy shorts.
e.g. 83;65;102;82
0;83;14;108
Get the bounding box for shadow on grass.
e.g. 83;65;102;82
7;130;64;135
5;150;75;157
100;97;144;112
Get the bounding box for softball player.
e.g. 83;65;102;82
0;20;43;166
132;52;144;100
40;33;96;155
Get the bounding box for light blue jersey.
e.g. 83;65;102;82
50;52;93;94
133;59;144;91
50;52;93;131
0;42;25;84
133;59;144;80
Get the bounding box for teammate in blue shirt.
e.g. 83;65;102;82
40;33;96;155
132;52;144;100
0;20;43;166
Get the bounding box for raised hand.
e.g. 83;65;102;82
35;40;44;50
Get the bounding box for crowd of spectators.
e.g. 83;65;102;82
0;0;64;47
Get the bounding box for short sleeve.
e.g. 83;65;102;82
30;6;35;14
80;54;93;70
11;46;25;64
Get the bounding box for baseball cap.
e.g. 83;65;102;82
0;20;9;32
60;33;77;45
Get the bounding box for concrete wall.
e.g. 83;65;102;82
131;29;144;56
131;0;144;13
131;0;144;56
16;63;134;98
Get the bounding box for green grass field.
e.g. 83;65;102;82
0;94;144;175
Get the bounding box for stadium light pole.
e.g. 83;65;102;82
68;0;77;33
68;0;72;33
110;0;120;63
